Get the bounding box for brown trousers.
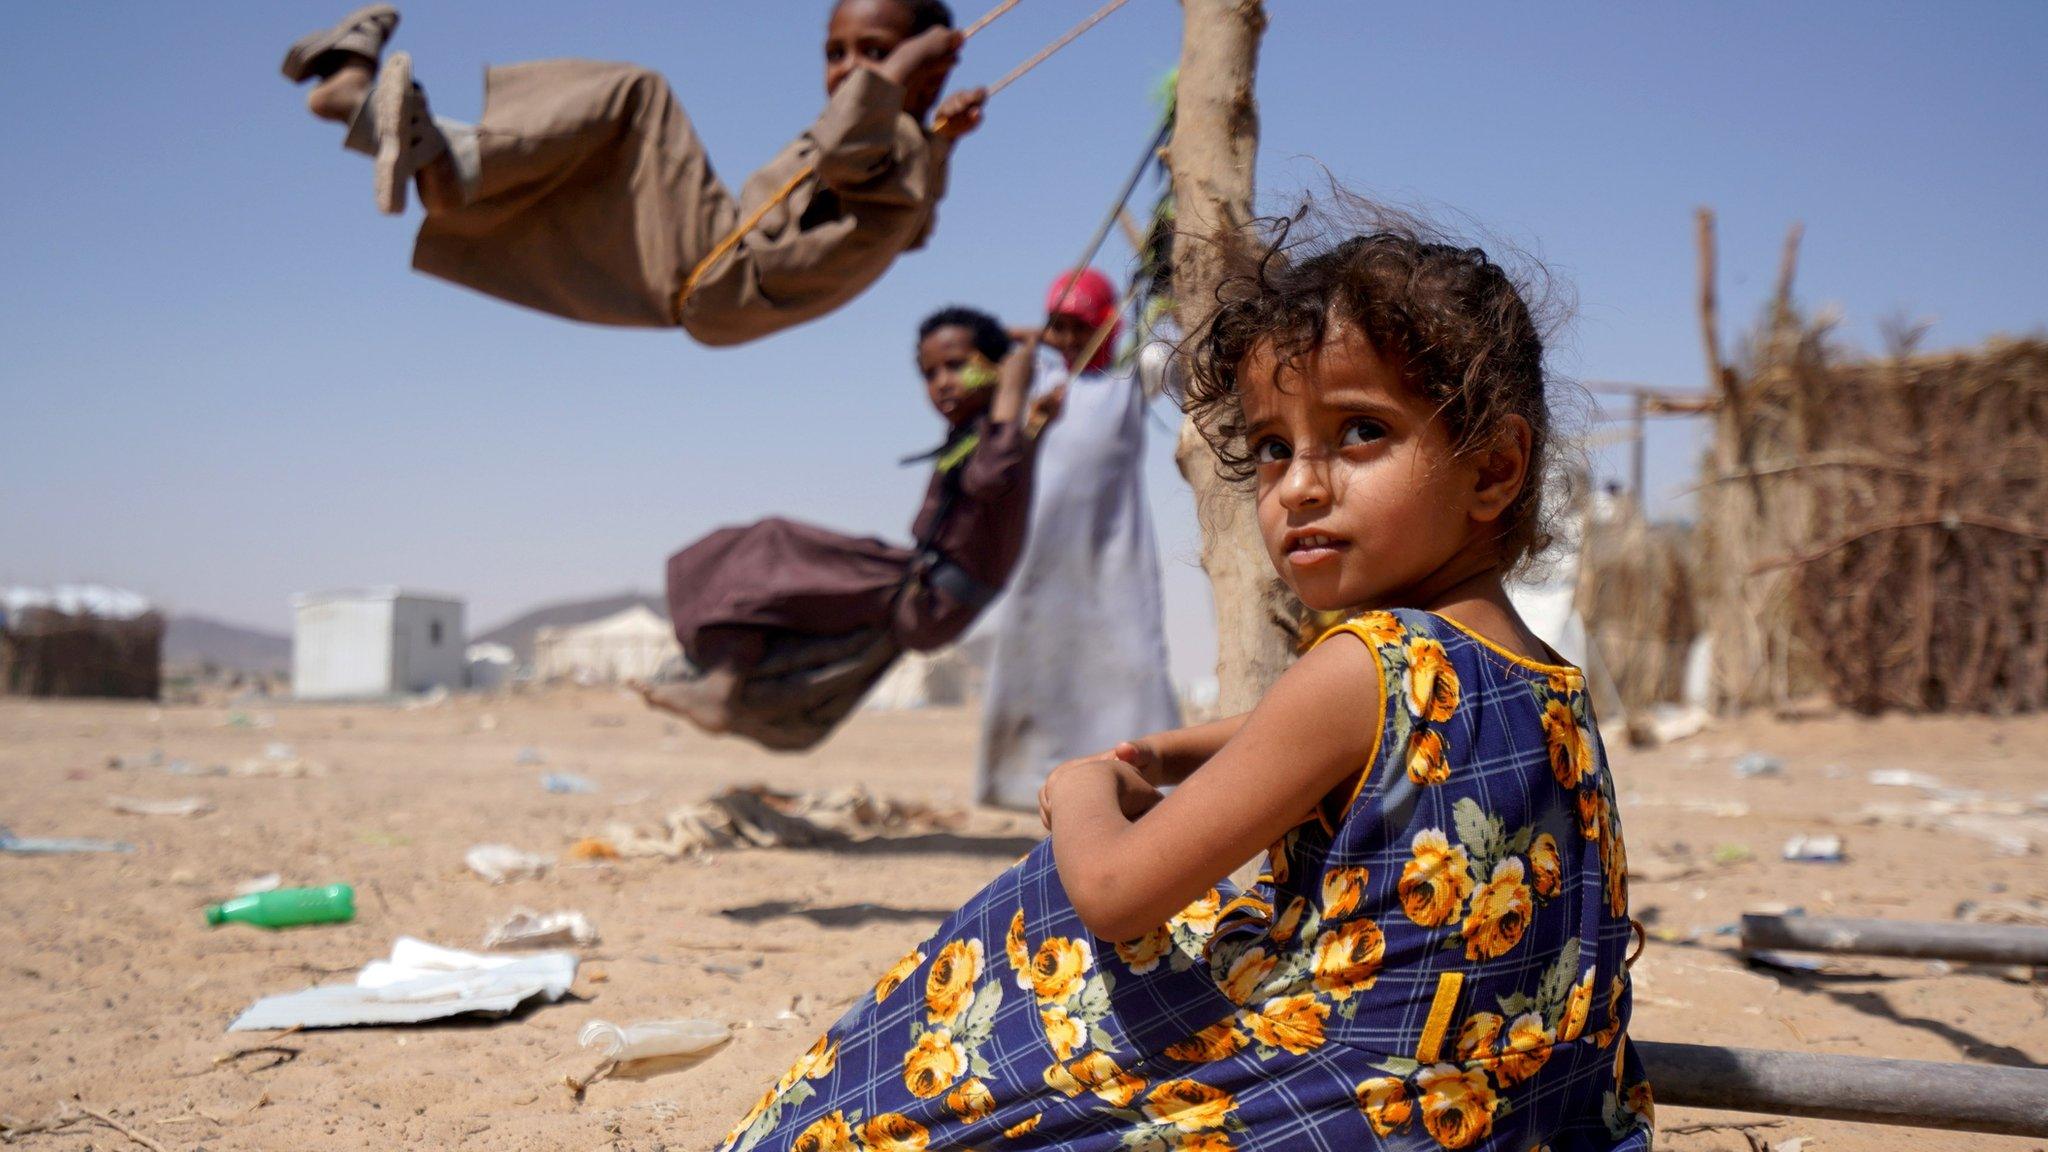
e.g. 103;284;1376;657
410;61;943;346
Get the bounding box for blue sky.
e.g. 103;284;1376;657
3;2;2043;686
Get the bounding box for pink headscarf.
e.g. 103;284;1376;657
1045;267;1122;373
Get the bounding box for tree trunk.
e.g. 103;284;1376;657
1167;0;1294;714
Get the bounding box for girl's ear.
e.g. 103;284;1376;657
1469;415;1532;524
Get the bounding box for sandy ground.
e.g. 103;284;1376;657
1;690;2044;1152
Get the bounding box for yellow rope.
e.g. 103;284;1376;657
676;0;1132;314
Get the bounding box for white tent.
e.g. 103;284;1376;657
533;605;679;685
863;647;980;712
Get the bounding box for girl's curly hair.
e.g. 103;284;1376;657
1181;195;1577;574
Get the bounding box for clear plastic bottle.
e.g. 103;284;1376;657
204;884;355;928
578;1019;728;1062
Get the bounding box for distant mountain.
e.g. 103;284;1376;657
475;592;666;663
163;615;291;673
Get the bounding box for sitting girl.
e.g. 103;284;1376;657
716;203;1653;1151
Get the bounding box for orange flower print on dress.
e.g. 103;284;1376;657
1005;909;1030;983
1142;1079;1238;1131
1116;923;1174;974
777;1034;840;1093
1356;1077;1414;1137
1311;918;1385;1001
1541;699;1590;789
1462;857;1535;961
1241;993;1328;1055
1353;610;1406;650
1408;728;1451;786
901;1029;966;1099
1594;974;1625;1048
1002;1113;1041;1138
1602;818;1629;917
1529;832;1562;899
1039;1005;1083;1060
1577;788;1605;842
791;1111;859;1152
1625;1078;1656;1125
1405;637;1462;723
1174;1134;1236;1152
1174;888;1225;935
1067;1050;1145;1106
1560;969;1595;1042
1218;946;1279;1006
857;1112;930;1152
1320;866;1368;920
1494;1012;1554;1085
1416;1063;1499;1150
1027;937;1092;1003
1163;1020;1247;1064
925;939;982;1024
1271;896;1309;944
943;1077;996;1124
1456;1012;1503;1063
874;950;924;1003
1401;829;1474;928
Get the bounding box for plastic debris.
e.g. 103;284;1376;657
165;759;229;777
580;1018;728;1062
466;844;552;884
1743;949;1830;975
108;795;214;818
1869;769;1944;789
566;837;621;862
1624;703;1710;749
1733;753;1783;778
1781;834;1845;862
484;909;598;950
542;773;598;795
0;825;132;855
235;873;284;896
597;784;966;860
228;936;577;1031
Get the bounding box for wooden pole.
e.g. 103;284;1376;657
1168;0;1294;714
1629;390;1647;509
1742;913;2048;966
1638;1041;2048;1137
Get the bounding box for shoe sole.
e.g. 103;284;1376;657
373;50;411;214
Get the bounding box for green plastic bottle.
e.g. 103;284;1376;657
205;884;356;929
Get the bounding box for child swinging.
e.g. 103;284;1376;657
282;1;984;344
712;199;1655;1151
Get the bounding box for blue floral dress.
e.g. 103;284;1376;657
718;610;1654;1152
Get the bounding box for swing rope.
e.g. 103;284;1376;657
676;0;1134;312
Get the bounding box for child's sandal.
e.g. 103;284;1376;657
368;52;447;215
280;4;400;83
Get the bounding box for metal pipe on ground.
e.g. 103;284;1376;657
1741;913;2048;966
1638;1041;2048;1137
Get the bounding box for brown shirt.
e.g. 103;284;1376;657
896;419;1039;649
680;67;953;345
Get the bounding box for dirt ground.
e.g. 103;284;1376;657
1;690;2044;1152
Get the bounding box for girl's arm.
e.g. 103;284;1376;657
1044;634;1379;942
1116;714;1250;786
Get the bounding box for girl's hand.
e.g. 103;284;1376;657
1111;739;1166;785
1038;754;1163;831
932;87;988;139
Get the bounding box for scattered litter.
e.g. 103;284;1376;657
542;773;598;795
228;936;578;1031
1625;703;1710;749
164;759;229;777
466;843;553;884
225;711;276;729
1869;768;1944;790
207;884;355;929
0;825;132;855
1857;799;2043;857
566;837;621;862
1733;752;1783;778
1772;1138;1814;1152
1781;834;1844;862
515;747;546;766
236;742;325;778
235;873;284;896
579;1018;727;1063
105;751;163;771
108;795;214;818
1711;843;1756;866
485;909;598;950
598;784;966;859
